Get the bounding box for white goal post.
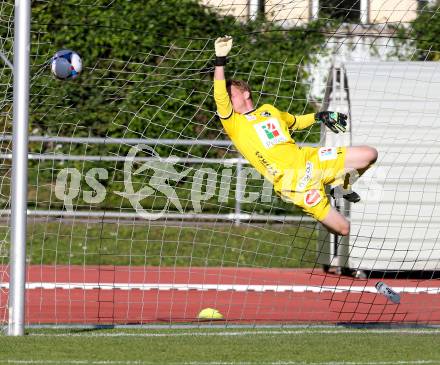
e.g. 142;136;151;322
8;0;31;336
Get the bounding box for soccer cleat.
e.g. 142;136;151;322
330;187;361;203
342;191;361;203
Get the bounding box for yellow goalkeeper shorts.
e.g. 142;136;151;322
274;146;347;221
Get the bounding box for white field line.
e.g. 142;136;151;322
0;282;439;294
30;329;440;337
1;360;439;365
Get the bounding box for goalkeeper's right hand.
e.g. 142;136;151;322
215;36;232;66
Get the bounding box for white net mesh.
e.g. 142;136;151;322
1;0;440;326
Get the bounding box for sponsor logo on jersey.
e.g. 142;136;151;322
260;111;271;117
318;147;338;161
245;114;257;121
255;151;280;177
254;118;288;149
304;189;321;207
296;161;313;191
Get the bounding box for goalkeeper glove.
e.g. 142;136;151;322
315;111;347;133
214;36;233;66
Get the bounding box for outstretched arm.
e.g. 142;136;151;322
282;111;316;131
283;111;347;133
214;36;233;119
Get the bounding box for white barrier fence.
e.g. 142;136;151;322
0;135;317;224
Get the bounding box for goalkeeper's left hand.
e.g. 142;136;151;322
315;111;347;133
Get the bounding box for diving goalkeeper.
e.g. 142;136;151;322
213;36;377;236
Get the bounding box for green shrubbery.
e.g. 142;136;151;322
2;1;330;213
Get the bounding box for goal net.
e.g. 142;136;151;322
1;0;440;326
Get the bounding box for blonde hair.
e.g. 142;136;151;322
226;79;253;102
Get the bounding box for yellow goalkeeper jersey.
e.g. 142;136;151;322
214;79;315;185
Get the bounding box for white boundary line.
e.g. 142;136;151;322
29;329;440;337
0;282;439;294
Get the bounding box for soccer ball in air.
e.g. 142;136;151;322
51;50;82;80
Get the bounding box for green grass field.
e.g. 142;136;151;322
0;220;319;267
1;327;440;365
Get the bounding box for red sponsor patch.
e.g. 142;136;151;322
304;189;322;207
318;147;337;161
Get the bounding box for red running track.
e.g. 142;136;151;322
1;265;440;324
